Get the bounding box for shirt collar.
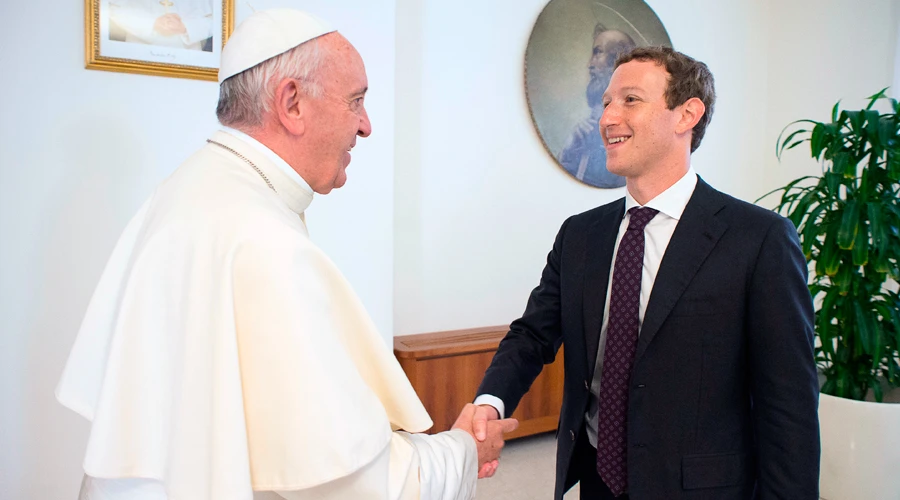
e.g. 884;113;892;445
213;128;314;217
221;126;315;196
624;167;698;221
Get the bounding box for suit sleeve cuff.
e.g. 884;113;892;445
473;394;505;419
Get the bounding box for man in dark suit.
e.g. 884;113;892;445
471;47;820;499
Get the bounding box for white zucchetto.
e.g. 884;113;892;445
218;8;336;83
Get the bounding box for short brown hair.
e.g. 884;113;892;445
615;47;715;153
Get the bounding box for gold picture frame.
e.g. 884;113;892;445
85;0;234;81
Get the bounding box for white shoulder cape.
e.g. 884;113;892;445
56;131;435;500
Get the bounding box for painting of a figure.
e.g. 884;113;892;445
109;0;214;52
525;0;671;188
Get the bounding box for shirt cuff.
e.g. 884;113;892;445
473;394;505;419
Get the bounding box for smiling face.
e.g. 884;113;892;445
302;36;372;194
599;60;688;181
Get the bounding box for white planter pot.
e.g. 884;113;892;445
819;393;900;500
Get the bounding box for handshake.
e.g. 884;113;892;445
451;404;519;479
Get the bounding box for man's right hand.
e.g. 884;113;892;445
452;404;517;478
472;404;500;441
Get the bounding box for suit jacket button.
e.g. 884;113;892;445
570;430;575;441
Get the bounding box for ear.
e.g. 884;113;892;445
273;78;307;137
675;97;705;135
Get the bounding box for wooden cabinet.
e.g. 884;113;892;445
393;325;564;440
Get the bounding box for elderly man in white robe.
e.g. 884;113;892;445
56;9;517;500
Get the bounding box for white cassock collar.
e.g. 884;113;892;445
215;127;315;217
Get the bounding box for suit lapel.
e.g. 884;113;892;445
635;179;728;362
583;200;625;376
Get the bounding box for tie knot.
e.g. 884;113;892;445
627;207;659;231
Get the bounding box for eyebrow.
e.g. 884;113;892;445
602;86;645;100
351;86;368;97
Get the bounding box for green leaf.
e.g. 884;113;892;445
870;378;884;403
780;128;810;157
888;151;900;180
832;100;842;122
837;200;860;249
776;121;819;160
854;300;877;355
831;151;852;178
818;221;842;276
891;304;900;355
838;110;850;128
865;87;889;110
865;110;881;144
852;223;869;266
885;203;900;229
810;123;826;159
818;292;840;360
826;246;842;277
825;171;842;195
833;259;854;294
801;204;827;258
879;116;899;150
786;139;807;154
846;110;866;134
788;190;816;229
755;176;818;205
871;322;884;372
881;114;898;142
889;361;900;387
867;203;890;271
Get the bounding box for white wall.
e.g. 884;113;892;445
392;0;899;335
896;19;900;93
763;0;900;199
0;1;396;498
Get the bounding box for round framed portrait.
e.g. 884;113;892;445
525;0;671;188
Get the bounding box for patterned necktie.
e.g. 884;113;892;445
596;206;659;496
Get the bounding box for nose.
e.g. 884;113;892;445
599;102;619;130
358;107;372;138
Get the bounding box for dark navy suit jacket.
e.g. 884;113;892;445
477;178;820;499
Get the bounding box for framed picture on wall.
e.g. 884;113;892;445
85;0;234;81
525;0;671;188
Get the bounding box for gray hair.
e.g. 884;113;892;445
216;38;327;129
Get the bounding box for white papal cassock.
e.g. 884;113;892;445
57;130;477;500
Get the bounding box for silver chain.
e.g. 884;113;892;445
207;139;276;193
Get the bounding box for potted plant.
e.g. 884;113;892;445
760;88;900;500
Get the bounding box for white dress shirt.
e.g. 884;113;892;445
584;168;697;447
475;168;698;449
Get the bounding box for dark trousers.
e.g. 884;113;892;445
573;426;630;500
